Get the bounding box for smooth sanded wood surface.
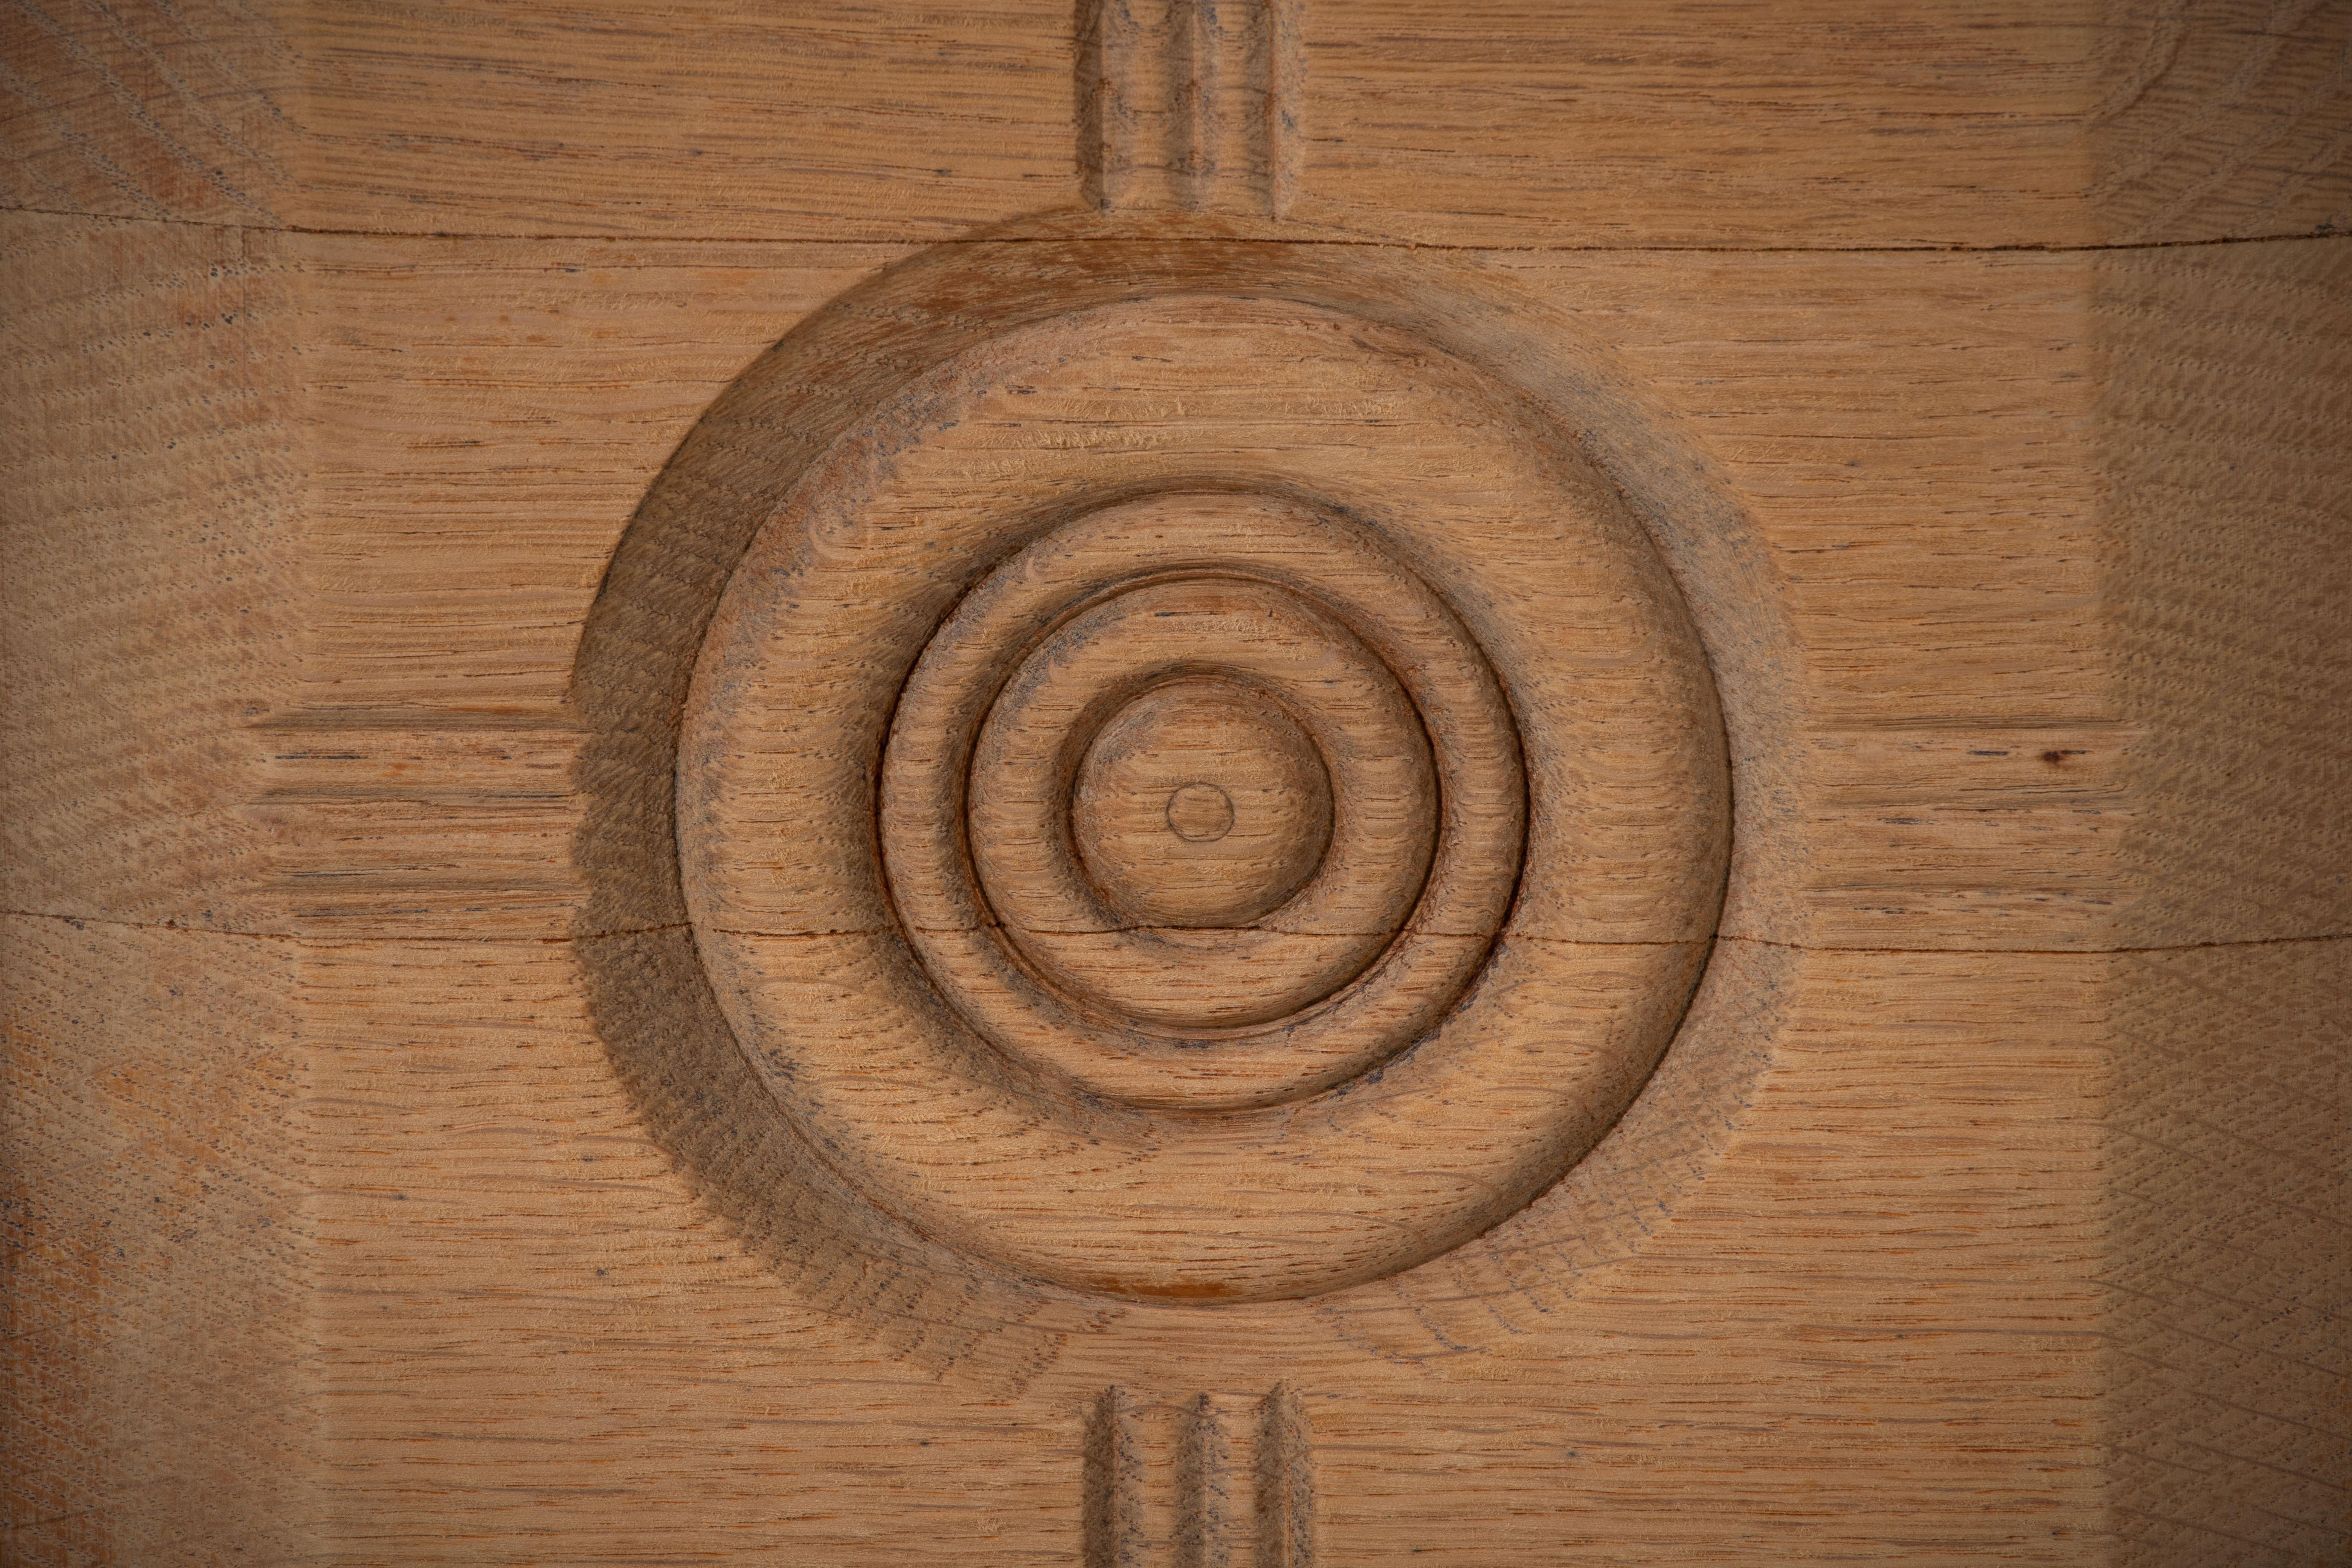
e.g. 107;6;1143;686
5;2;2348;1565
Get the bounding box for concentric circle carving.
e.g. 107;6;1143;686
562;229;1828;1392
879;492;1523;1092
662;289;1732;1303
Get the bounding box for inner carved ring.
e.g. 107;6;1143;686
876;491;1525;1110
966;579;1435;1030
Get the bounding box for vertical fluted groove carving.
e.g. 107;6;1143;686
1081;1387;1315;1564
1170;0;1212;208
1074;0;1126;210
1077;0;1298;213
1254;1386;1315;1568
1172;1394;1229;1568
1260;0;1302;216
1084;1386;1143;1567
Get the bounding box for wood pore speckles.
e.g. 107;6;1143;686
1;213;298;930
2098;238;2352;946
6;0;2343;244
3;2;2347;1562
0;915;306;1563
2106;938;2352;1566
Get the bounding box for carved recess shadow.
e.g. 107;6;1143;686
571;231;1808;1375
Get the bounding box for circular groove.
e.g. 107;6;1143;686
657;287;1737;1303
880;493;1523;1094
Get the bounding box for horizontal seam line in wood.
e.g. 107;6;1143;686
5;910;2347;956
0;909;676;945
4;204;2348;255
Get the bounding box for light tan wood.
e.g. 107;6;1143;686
0;915;305;1563
5;2;2347;1564
0;213;296;930
7;1;2343;245
295;936;2111;1562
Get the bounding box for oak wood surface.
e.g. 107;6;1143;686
0;915;306;1564
0;213;296;930
5;3;2348;1565
6;1;2346;245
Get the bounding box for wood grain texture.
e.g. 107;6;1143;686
1;211;296;930
258;232;2141;1561
89;221;2144;945
2107;937;2352;1566
2096;238;2352;1568
7;0;2343;244
296;235;911;718
1080;0;1304;216
0;0;290;224
5;0;2347;1560
2090;0;2352;244
2099;237;2352;947
647;279;1729;1300
286;238;2133;951
305;936;2102;1562
1080;1385;1316;1566
0;915;305;1563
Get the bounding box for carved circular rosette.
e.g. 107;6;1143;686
586;239;1748;1306
876;491;1526;1109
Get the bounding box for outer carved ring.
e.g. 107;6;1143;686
672;292;1731;1301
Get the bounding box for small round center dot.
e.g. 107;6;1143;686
1071;678;1334;928
1165;783;1236;843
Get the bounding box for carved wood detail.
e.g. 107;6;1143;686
16;0;2343;1560
571;230;1773;1310
1079;0;1303;216
1084;1385;1316;1566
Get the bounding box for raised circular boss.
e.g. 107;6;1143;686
676;293;1727;1302
882;494;1524;1096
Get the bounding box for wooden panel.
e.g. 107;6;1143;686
276;231;2124;1556
0;915;304;1563
291;0;1080;241
2090;0;2352;244
2100;237;2352;947
308;936;2102;1562
4;3;2346;1562
296;234;911;715
2096;238;2352;1562
282;238;2122;951
1300;0;2110;245
2107;937;2352;1567
0;212;295;929
1304;0;2349;247
0;0;290;224
8;2;2343;245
